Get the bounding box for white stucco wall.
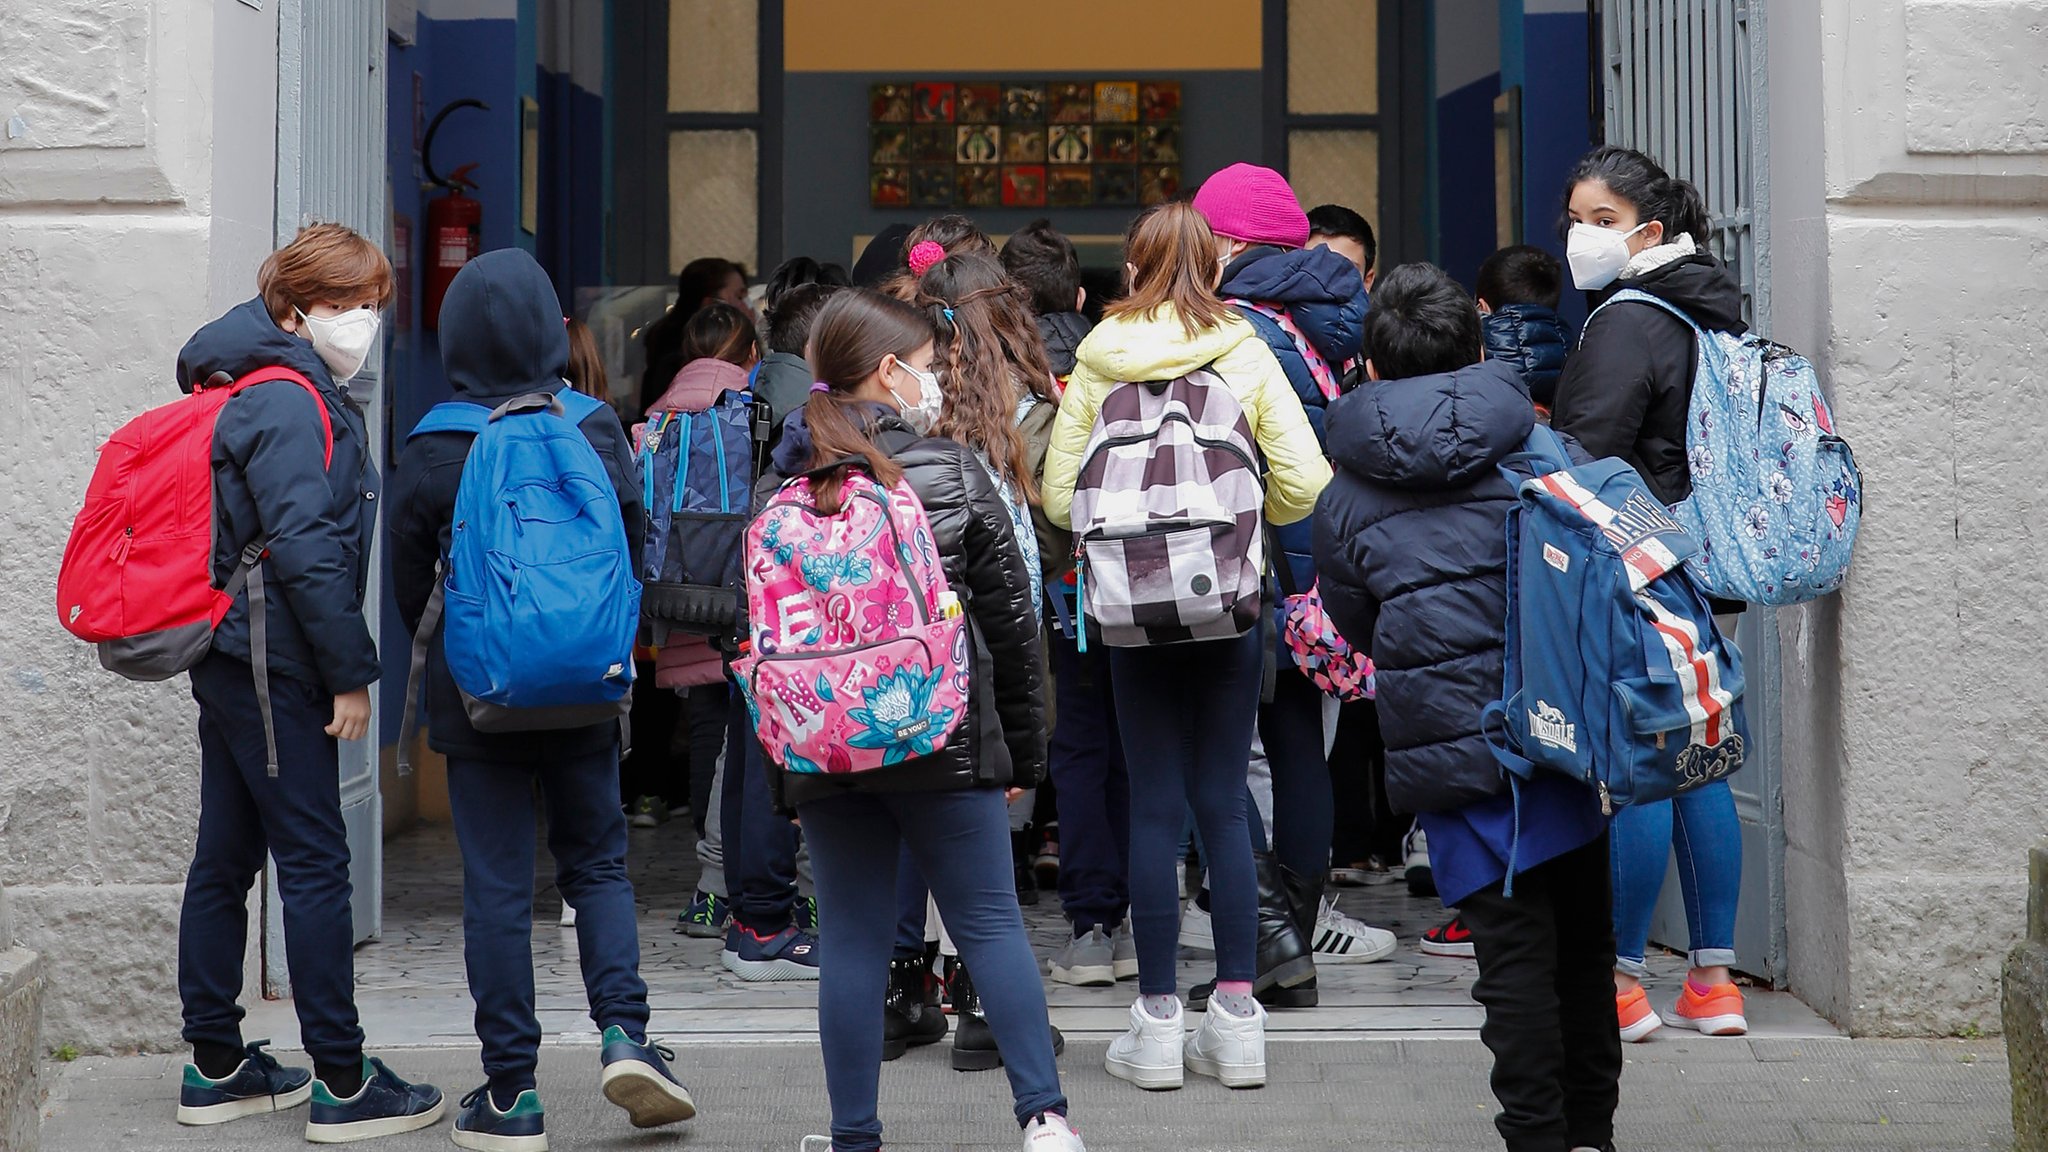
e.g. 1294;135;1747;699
1786;0;2048;1036
0;0;280;1052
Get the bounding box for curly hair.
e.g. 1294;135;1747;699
911;250;1055;503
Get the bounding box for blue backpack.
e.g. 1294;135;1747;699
1596;289;1862;605
638;390;769;637
402;388;640;738
1484;426;1748;815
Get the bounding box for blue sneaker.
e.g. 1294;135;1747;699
675;890;730;938
304;1056;445;1144
794;894;820;934
599;1025;697;1128
176;1040;312;1126
721;923;820;982
452;1085;546;1151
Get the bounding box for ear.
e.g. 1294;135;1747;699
1124;262;1138;287
1476;298;1493;316
1365;360;1382;382
1633;220;1665;253
1075;286;1087;312
1363;269;1376;292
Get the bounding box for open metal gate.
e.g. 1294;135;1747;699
1601;0;1786;985
265;0;389;995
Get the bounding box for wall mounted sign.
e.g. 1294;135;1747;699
869;79;1181;210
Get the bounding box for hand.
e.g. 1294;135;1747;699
1005;787;1026;803
326;687;371;741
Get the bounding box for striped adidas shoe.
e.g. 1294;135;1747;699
1311;896;1396;964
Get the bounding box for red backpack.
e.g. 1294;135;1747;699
58;367;332;680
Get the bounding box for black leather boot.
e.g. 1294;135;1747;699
947;958;1065;1072
883;953;947;1061
1188;852;1319;1009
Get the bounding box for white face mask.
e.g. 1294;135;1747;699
889;359;945;434
1565;221;1650;291
297;306;381;381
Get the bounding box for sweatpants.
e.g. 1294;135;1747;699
801;787;1065;1151
447;744;651;1097
180;652;365;1068
1108;627;1264;995
1045;618;1129;933
1458;833;1623;1152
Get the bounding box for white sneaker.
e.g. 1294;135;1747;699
558;902;577;927
1105;998;1184;1091
1178;900;1214;952
1404;824;1435;898
1023;1111;1087;1150
1186;998;1267;1088
1311;895;1396;964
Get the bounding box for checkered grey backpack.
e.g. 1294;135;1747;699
1069;367;1266;648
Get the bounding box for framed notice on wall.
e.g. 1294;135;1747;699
869;79;1182;210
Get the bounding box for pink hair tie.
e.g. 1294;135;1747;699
906;240;946;277
810;381;832;394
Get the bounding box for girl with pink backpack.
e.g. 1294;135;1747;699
736;289;1082;1152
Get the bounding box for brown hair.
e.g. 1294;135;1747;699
914;251;1054;501
564;318;608;400
1105;201;1236;339
878;213;1001;303
258;222;395;324
802;290;934;513
681;300;759;368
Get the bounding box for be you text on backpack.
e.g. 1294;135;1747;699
1596;290;1862;605
1069;367;1266;649
638;391;772;638
1486;426;1747;815
402;389;640;748
732;468;972;775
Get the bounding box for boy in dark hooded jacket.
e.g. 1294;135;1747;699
389;249;695;1147
1476;245;1571;421
1312;263;1620;1152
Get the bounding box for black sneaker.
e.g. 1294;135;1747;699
176;1040;312;1126
451;1086;545;1152
883;954;948;1060
304;1057;445;1144
599;1025;697;1128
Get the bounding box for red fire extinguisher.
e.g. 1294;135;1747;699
421;98;488;331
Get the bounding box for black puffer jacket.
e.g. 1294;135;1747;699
1550;252;1744;506
1037;311;1093;380
1481;303;1569;409
757;405;1046;809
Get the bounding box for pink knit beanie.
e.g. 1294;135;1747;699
1192;163;1310;249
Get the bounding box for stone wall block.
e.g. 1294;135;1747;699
1850;872;2024;1035
0;947;45;1152
1905;0;2048;155
2004;842;2048;1149
9;886;183;1054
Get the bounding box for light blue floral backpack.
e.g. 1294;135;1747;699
1595;290;1862;605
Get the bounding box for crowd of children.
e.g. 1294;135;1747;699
145;144;1760;1152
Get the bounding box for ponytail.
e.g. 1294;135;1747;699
914;250;1051;503
800;388;900;515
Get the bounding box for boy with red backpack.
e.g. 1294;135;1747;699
104;223;445;1139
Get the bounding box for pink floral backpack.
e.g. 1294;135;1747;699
732;469;972;774
1281;582;1376;702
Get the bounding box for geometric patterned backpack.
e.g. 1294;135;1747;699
1596;289;1863;606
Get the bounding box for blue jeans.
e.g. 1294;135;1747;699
801;787;1065;1151
722;688;799;933
1046;617;1130;932
447;745;651;1097
1109;628;1264;995
1610;780;1742;977
180;653;365;1069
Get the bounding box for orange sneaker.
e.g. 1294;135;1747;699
1671;980;1748;1036
1616;984;1663;1042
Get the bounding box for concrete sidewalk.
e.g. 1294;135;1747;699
38;1035;2011;1151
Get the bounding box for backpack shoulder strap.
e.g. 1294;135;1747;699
229;366;335;468
1591;288;1701;334
408;401;491;440
555;386;607;425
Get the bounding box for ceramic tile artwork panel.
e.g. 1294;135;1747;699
869;78;1181;209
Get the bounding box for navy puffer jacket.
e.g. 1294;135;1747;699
1481;304;1569;409
1310;358;1537;814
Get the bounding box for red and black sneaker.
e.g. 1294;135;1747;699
1419;914;1476;958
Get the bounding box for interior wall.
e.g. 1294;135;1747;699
1501;0;1594;327
1431;0;1503;289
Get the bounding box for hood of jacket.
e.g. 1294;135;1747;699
439;249;571;400
646;357;750;416
1600;253;1746;333
1070;306;1261;384
770;400;900;476
1325;359;1533;491
1219;245;1366;360
177;297;336;395
1036;311;1093;378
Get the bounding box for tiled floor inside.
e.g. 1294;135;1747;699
250;812;1838;1049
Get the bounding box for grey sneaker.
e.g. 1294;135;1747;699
1049;926;1115;987
1112;921;1138;981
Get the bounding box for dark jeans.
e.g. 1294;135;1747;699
1047;618;1129;932
1109;628;1263;994
1459;833;1623;1152
446;744;651;1097
722;689;799;933
801;786;1065;1150
180;653;365;1068
1329;699;1404;866
682;683;728;836
1255;666;1333;884
619;660;679;804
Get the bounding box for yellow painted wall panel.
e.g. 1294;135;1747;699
785;0;1262;72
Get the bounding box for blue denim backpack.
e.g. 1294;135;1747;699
1484;425;1748;816
1595;289;1862;605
